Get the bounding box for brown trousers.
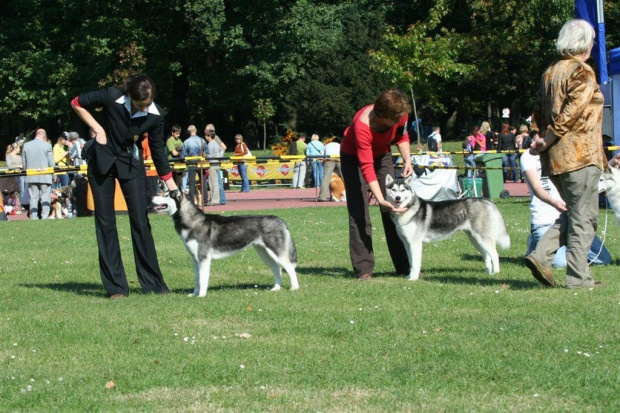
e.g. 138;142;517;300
341;152;410;277
529;165;601;288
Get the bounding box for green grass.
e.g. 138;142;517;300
3;197;620;411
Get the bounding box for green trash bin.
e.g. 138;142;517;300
474;153;508;198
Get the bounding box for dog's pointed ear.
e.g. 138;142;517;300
386;175;394;185
404;175;414;186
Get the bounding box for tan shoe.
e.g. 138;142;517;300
524;256;556;287
109;293;126;299
357;273;372;281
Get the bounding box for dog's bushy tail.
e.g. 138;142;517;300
485;201;511;250
287;230;298;266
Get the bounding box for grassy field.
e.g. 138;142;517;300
2;196;620;411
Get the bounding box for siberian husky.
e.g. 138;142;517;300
152;192;299;297
600;165;620;226
385;175;510;280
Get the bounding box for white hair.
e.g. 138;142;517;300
556;19;595;57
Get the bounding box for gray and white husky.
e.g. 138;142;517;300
385;175;510;280
600;165;620;226
152;192;299;297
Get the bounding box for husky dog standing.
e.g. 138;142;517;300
152;192;299;297
385;175;510;280
600;165;620;226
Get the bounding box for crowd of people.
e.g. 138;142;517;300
0;119;256;218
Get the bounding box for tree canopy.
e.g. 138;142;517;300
1;0;618;148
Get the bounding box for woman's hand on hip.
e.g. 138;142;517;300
94;128;107;145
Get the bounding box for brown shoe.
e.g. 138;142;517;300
109;293;126;299
357;273;372;281
524;256;556;287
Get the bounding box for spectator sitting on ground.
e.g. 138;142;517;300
520;148;611;267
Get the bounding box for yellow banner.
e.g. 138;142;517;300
223;162;295;181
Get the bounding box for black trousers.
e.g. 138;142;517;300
89;166;169;295
186;167;208;205
341;152;410;277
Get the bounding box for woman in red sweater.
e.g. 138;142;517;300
340;89;413;281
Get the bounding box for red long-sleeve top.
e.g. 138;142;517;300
341;105;409;184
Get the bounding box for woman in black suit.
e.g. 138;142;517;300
71;74;178;298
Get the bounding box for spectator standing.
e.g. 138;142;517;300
306;134;325;187
463;127;477;177
22;128;55;219
141;132;161;213
233;134;251;193
67;132;86;168
166;124;184;189
340;89;412;281
515;124;530;149
318;138;342;201
525;19;607;289
53;133;71;186
479;121;494;151
426;126;442;153
182;125;209;204
204;124;227;204
71;74;177;297
205;127;224;206
498;123;518;182
292;134;307;188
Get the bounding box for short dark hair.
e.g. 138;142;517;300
122;74;156;101
171;124;182;134
374;89;411;120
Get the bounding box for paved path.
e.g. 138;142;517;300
6;182;530;220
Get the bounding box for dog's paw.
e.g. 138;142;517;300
407;274;421;281
290;285;299;291
270;285;282;292
187;293;197;297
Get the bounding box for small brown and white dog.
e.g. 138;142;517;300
49;186;73;219
329;173;346;202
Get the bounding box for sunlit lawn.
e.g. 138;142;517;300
2;193;620;411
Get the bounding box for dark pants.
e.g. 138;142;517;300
186;167;207;205
89;166;169;296
341;152;410;277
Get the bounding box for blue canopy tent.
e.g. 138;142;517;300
575;0;618;148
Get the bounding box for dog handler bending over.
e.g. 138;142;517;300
71;74;178;298
341;89;413;281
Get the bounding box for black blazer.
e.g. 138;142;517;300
78;87;171;179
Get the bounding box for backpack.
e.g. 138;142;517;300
521;135;533;149
427;133;438;152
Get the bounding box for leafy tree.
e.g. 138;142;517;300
253;98;275;149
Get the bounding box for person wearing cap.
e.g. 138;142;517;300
71;74;177;298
